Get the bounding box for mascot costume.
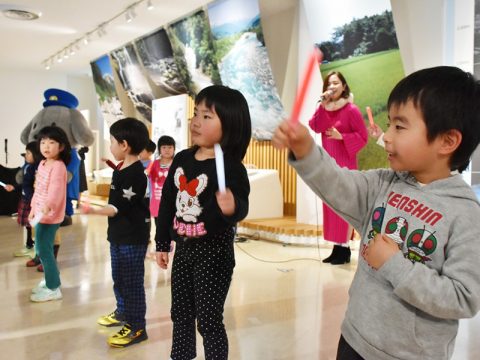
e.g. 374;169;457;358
21;89;94;270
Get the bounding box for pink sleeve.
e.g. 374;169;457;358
46;162;67;215
308;105;335;133
341;106;368;158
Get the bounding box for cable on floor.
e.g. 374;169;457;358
234;241;322;263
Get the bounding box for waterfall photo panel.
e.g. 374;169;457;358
207;0;286;140
167;10;221;97
90;54;124;134
110;44;155;122
135;28;188;96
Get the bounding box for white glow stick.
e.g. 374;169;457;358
0;180;6;188
29;212;43;227
214;143;226;193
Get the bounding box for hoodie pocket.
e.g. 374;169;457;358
414;310;457;358
345;267;423;359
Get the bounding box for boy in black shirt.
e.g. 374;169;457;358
82;118;150;348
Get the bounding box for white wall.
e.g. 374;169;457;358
0;69;100;169
295;0;325;225
390;0;447;75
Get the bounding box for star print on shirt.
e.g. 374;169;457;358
122;186;136;201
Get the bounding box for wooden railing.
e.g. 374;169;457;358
243;140;296;216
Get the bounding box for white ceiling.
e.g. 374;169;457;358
0;0;294;75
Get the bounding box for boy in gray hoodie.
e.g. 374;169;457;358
273;66;480;360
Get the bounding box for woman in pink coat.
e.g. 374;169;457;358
309;71;368;264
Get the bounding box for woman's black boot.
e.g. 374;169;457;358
322;245;341;263
331;246;351;265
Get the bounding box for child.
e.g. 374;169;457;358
28;126;70;303
148;135;175;258
272;66;480;359
4;142;42;257
155;85;251;360
149;135;175;216
82;118;150;348
138;140;156;169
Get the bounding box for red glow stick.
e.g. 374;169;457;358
290;48;323;124
366;106;375;127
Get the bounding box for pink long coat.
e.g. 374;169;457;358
309;102;368;244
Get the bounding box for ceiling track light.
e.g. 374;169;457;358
125;5;137;22
42;0;149;70
97;23;107;37
125;11;132;23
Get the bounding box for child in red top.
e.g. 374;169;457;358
147;136;175;257
28;126;70;303
148;136;176;218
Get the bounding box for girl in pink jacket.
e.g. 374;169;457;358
29;126;70;302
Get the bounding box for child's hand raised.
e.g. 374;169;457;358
216;189;235;216
368;123;383;140
364;233;400;270
272;120;315;160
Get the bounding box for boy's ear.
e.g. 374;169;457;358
119;139;128;151
439;129;462;155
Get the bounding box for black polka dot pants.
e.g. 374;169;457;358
170;228;235;360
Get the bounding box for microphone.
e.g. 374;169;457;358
320;89;333;102
4;138;7;165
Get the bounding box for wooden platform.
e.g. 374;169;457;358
239;216;323;237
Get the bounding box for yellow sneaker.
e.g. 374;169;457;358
97;310;124;327
107;324;148;348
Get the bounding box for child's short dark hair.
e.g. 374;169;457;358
26;141;43;163
157;135;176;150
110;118;149;155
145;140;156;153
388;66;480;172
195;85;251;161
37;126;71;166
